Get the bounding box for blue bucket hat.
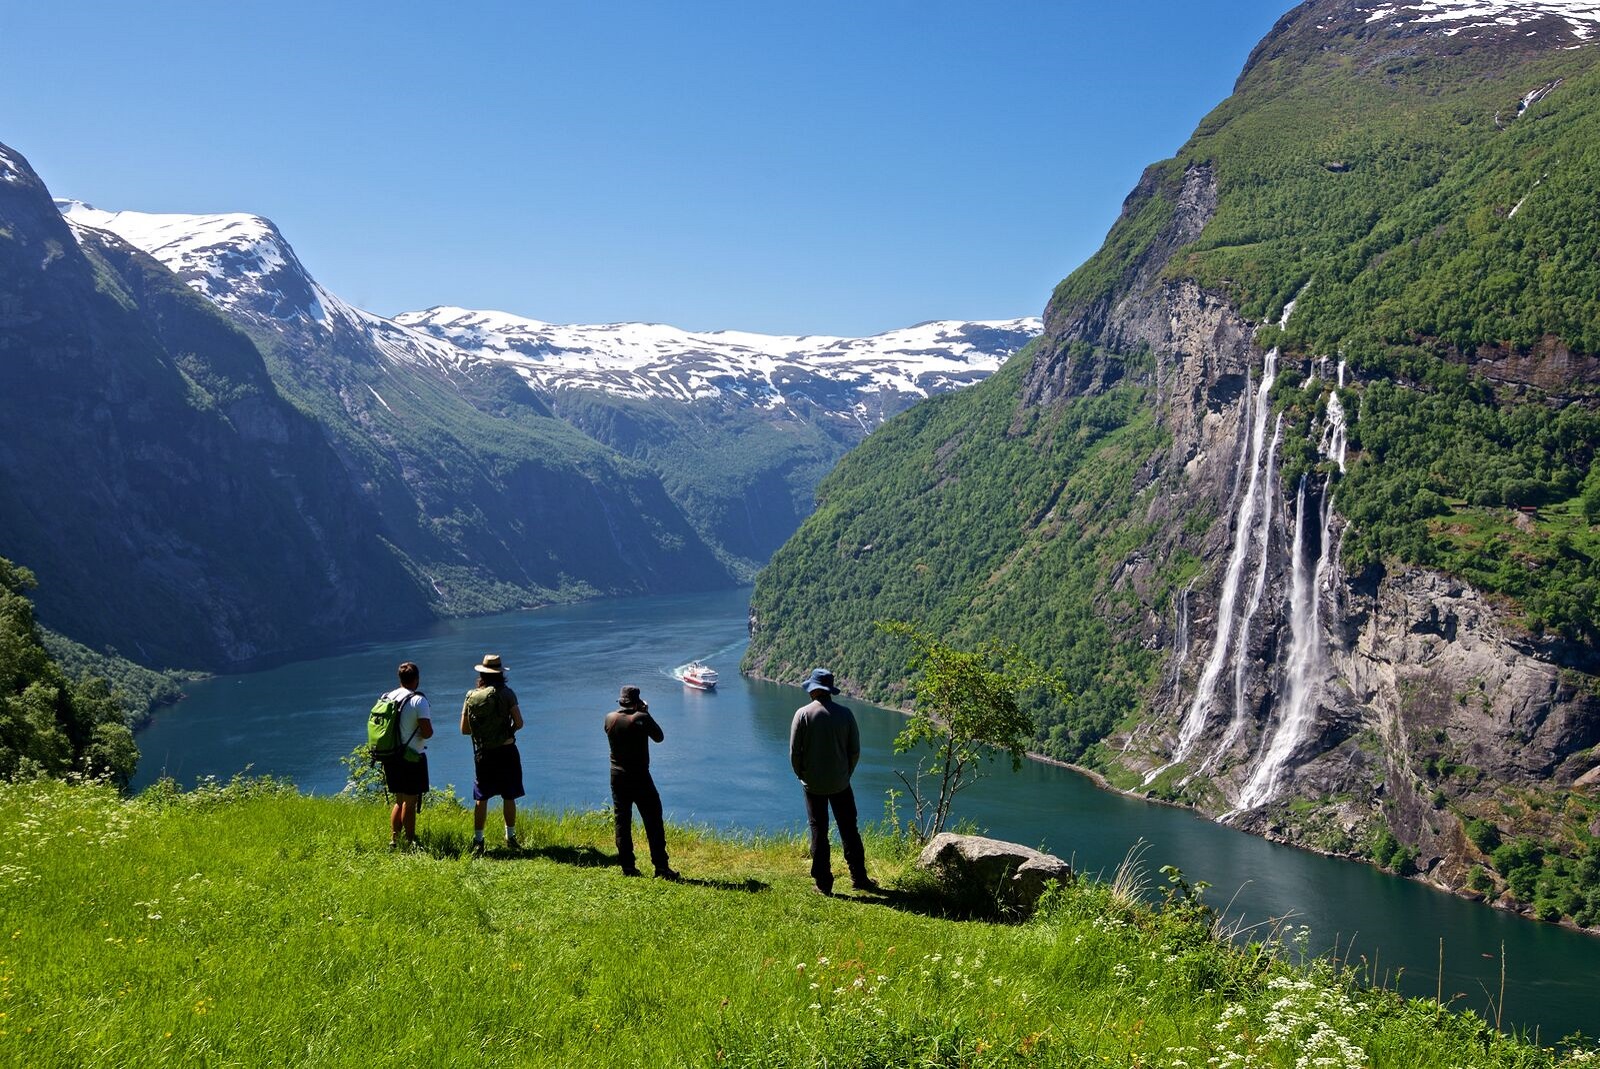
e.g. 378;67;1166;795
801;668;839;694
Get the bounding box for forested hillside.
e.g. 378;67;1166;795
746;0;1600;922
0;557;136;784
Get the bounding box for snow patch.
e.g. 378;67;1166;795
0;146;28;185
396;306;1041;405
1360;1;1600;39
54;199;329;326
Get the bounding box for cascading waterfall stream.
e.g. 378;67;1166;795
1204;416;1282;775
1170;575;1198;702
1320;359;1348;473
1240;473;1338;809
1145;349;1279;784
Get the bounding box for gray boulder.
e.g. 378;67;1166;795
915;833;1073;913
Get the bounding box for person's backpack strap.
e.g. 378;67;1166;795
400;689;426;751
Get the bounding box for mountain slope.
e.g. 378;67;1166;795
398;307;1040;571
746;0;1600;922
55;202;735;615
0;142;430;669
57;199;1038;577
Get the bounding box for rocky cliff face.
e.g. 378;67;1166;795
745;1;1600;920
1008;4;1600;899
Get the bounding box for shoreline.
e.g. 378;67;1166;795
743;666;1600;939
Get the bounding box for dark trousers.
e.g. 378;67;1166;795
611;769;669;873
803;785;867;891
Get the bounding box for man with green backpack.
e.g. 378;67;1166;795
369;661;433;849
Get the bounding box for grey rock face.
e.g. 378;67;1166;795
915;833;1073;913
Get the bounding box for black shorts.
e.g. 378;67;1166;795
473;743;525;802
382;751;429;797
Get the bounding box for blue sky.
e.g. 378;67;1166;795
7;2;1289;335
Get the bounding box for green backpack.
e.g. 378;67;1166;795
367;690;423;762
464;685;514;750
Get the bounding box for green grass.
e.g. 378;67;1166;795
2;777;1595;1067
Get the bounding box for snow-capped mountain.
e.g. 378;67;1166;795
57;201;334;327
54;196;1038;572
54;196;737;602
56;199;1040;424
395;307;1040;425
55;199;468;375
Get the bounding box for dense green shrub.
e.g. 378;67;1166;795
1467;818;1503;853
0;556;138;785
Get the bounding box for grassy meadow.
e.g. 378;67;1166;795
1;775;1595;1068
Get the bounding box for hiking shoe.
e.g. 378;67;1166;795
654;867;681;882
505;833;520;852
470;839;486;858
812;882;834;897
620;864;642;877
387;839;399;852
852;878;883;894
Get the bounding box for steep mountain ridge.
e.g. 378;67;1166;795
58;200;1038;574
747;0;1600;923
0;144;430;668
57;199;737;615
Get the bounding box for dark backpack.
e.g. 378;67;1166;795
367;690;423;762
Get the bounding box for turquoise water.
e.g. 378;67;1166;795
133;586;1599;1041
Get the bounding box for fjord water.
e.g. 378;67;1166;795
133;587;1598;1040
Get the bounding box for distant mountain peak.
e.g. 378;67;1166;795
1242;0;1599;88
395;306;1042;410
52;198;1041;415
55;199;332;329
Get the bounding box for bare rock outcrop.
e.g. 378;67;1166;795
916;833;1073;914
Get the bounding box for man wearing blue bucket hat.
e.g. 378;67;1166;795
789;668;879;895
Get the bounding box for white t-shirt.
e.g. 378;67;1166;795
383;687;432;754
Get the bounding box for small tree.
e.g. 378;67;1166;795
878;621;1070;841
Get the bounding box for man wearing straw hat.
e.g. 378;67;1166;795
460;653;525;856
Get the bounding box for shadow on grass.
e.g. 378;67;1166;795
445;839;772;893
830;876;1042;925
674;874;770;894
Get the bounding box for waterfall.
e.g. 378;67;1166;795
1147;349;1279;783
1240;474;1338;809
1320;359;1348;473
1204;416;1282;774
1170;575;1198;703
